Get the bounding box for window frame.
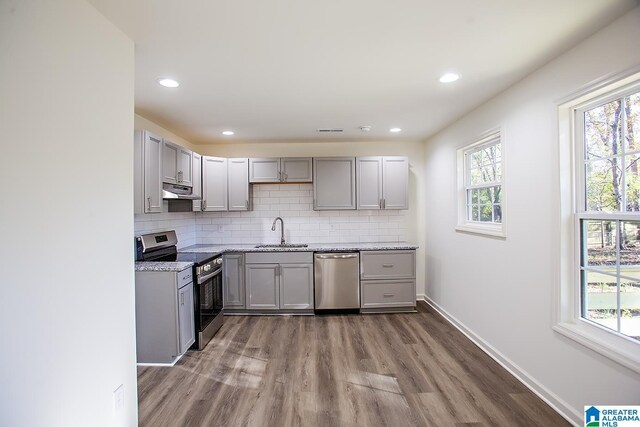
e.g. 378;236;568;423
456;128;506;238
556;69;640;374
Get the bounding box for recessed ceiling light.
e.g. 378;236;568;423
439;73;459;83
222;130;234;136
157;78;179;88
390;128;402;133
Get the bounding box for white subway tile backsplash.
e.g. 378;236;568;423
134;183;408;246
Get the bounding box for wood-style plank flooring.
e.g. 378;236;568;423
137;302;569;426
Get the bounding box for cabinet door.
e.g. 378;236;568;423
162;140;179;184
382;157;408;210
178;147;193;186
280;158;312;183
356;157;383;210
280;263;313;310
202;156;228;211
143;132;163;213
192;152;202;212
313;157;356;210
245;264;279;310
228;158;250;211
178;282;195;353
249;158;281;183
223;254;245;308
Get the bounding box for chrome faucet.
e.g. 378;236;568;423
271;217;285;245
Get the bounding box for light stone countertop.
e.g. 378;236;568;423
134;261;194;272
134;242;418;271
179;242;418;255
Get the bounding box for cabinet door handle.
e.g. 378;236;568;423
180;292;184;305
382;198;386;209
245;200;249;210
382;264;394;268
278;171;283;182
284;172;288;181
202;199;206;210
379;199;382;209
383;293;394;297
147;197;151;211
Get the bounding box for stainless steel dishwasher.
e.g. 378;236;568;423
314;252;360;310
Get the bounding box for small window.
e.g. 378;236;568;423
456;129;505;237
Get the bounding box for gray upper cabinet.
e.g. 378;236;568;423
249;157;312;183
192;152;202;212
162;140;193;186
178;146;193;187
382;157;408;209
356;157;383;210
162;140;178;184
202;156;228;211
228;158;250;211
245;263;280;310
313;157;356;210
223;253;245;309
357;156;408;210
134;130;162;214
280;158;312;182
249;158;280;183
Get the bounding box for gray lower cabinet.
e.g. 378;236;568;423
280;263;314;310
135;267;195;364
223;253;246;308
245;252;313;311
360;250;416;310
246;263;280;310
178;282;195;353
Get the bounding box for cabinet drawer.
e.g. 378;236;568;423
245;252;313;264
177;267;193;288
360;250;415;279
361;280;415;308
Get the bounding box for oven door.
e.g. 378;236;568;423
197;264;223;334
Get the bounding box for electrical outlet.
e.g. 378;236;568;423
330;224;337;232
217;224;224;232
113;384;124;414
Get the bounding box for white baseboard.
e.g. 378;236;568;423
418;296;581;426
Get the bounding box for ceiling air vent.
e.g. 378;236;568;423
317;128;344;133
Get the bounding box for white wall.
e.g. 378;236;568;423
0;1;137;426
423;7;640;424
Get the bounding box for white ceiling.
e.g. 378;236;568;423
90;0;637;144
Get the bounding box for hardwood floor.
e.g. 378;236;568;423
137;302;569;426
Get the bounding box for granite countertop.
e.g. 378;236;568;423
178;242;418;255
135;242;418;271
135;261;194;272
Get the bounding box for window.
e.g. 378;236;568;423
576;88;640;341
456;129;505;237
556;70;640;374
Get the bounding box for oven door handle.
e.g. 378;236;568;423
197;267;222;284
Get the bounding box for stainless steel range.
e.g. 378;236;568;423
136;230;223;350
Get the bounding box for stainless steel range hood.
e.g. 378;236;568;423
162;183;201;200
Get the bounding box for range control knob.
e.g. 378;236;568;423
203;264;211;272
215;258;223;265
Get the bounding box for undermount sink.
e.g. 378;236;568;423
255;243;309;248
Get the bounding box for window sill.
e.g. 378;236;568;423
455;223;506;238
553;320;640;374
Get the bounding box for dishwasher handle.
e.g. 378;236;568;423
315;253;359;260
